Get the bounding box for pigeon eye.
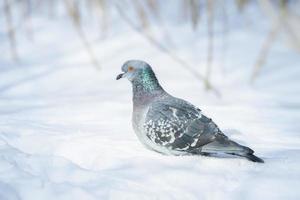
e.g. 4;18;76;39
128;66;134;72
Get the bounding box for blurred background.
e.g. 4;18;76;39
1;0;300;91
0;1;300;199
1;0;300;101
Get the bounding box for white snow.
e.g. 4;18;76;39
0;1;300;200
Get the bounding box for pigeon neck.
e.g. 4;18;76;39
132;72;165;105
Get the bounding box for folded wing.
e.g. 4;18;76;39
144;97;221;152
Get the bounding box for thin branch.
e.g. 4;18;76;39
132;0;149;29
93;0;109;39
220;0;229;74
144;0;174;47
205;0;214;90
251;0;286;82
23;0;34;41
283;16;300;52
250;22;281;82
189;0;201;30
64;0;101;69
146;0;159;16
4;0;18;61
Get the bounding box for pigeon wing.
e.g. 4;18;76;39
144;97;220;152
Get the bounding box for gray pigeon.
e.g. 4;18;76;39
117;60;264;163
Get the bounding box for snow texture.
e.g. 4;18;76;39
0;1;300;200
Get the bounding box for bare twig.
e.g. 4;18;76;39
133;0;149;29
4;0;18;61
189;0;201;30
64;0;101;69
91;0;109;38
23;0;34;41
205;0;214;90
250;22;281;82
251;0;286;82
283;15;300;52
220;0;229;74
114;2;221;97
235;0;250;12
146;0;159;16
144;0;174;47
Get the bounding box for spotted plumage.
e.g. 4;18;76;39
117;60;264;162
144;98;218;152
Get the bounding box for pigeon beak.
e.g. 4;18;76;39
116;73;125;80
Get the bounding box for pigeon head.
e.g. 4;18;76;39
117;60;153;81
117;60;163;93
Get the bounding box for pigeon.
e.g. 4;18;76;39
116;60;264;163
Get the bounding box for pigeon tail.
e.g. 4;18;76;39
242;153;264;163
200;134;264;163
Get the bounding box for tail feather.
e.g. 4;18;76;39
226;152;264;163
243;153;264;163
200;134;264;163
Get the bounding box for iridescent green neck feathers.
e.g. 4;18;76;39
132;68;164;101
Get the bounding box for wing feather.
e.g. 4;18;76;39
144;97;220;152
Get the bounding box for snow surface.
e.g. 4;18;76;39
0;2;300;200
